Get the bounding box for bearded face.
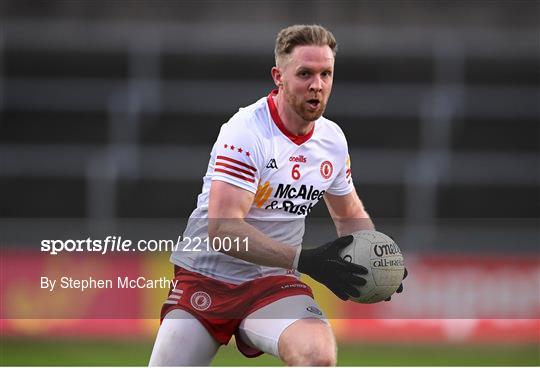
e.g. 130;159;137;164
282;79;328;122
277;45;334;124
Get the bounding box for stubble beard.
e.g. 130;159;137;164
283;88;327;124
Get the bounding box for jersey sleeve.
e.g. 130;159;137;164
210;118;263;194
326;153;354;196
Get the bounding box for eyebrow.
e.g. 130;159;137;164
296;66;333;73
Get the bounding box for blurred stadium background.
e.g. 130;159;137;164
1;0;539;366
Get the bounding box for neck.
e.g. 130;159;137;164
274;92;314;136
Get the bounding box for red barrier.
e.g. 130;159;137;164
1;251;538;342
331;254;539;343
333;319;539;343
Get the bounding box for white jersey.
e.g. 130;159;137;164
171;90;354;284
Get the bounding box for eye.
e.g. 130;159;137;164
298;71;309;78
322;71;332;78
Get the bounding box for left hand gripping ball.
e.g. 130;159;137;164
340;230;405;303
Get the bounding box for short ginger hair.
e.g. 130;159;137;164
274;24;338;67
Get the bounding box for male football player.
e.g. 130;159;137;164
149;24;403;366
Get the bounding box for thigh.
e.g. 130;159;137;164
237;294;329;358
149;309;220;366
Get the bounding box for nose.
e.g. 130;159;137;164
309;75;323;92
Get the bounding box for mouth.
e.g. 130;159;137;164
306;99;321;110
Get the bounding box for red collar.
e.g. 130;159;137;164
267;90;315;146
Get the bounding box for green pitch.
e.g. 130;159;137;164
1;339;538;366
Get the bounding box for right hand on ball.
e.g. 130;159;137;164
384;267;408;301
297;235;368;301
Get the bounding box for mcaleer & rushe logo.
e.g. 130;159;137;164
255;180;326;215
255;181;273;208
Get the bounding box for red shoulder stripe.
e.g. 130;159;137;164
215;162;255;177
216;155;257;172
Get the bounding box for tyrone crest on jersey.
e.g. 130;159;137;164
266;158;278;169
320;160;333;179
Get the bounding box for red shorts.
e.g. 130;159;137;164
160;266;313;357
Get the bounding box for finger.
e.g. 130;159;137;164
341;261;368;275
341;273;366;287
333;235;354;250
342;283;360;298
332;279;360;298
396;283;403;293
335;274;364;296
329;259;368;275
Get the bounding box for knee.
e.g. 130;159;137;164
278;318;337;366
306;348;336;366
280;341;336;366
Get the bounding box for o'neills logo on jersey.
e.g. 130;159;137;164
289;155;307;163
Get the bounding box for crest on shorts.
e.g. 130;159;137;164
190;291;212;311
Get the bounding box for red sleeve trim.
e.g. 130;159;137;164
215;162;255;177
214;168;256;183
216;155;257;172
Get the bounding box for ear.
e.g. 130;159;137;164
271;66;282;88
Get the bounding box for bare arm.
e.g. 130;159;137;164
324;188;375;236
207;180;297;269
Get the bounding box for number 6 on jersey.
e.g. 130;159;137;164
291;164;301;180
